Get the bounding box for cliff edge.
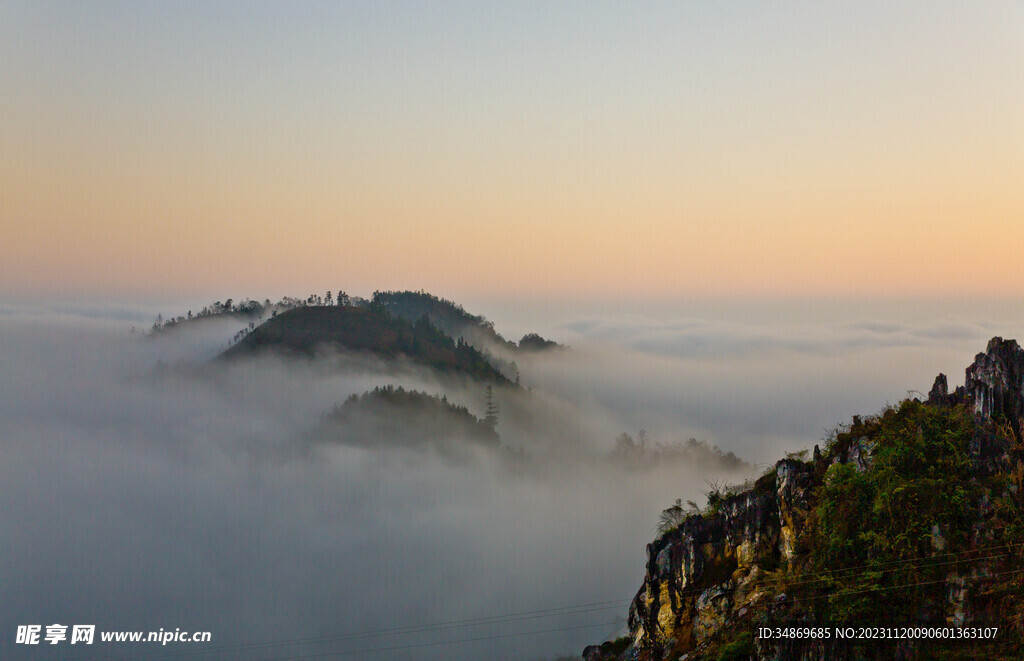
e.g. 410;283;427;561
584;338;1024;660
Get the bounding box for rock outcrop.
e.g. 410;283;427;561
583;338;1024;660
927;373;949;406
584;460;815;661
965;337;1024;427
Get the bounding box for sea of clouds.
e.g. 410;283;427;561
2;299;1021;659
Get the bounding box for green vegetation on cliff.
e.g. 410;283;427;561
805;402;980;623
586;393;1024;661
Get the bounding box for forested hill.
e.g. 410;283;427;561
148;290;563;357
221;304;512;384
315;385;500;449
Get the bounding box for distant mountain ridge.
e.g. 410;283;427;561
149;290;562;356
149;289;565;385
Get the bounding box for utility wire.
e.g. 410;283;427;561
36;599;631;661
35;543;1022;660
652;540;1020;600
253;620;622;661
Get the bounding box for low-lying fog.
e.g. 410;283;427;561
2;299;1021;660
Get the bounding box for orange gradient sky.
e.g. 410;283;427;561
2;1;1022;301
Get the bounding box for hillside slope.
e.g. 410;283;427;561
221;304;511;384
373;290;563;355
372;290;515;351
314;385;500;449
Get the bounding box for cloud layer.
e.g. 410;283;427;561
2;302;1021;659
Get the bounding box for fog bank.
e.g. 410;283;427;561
3;300;1021;659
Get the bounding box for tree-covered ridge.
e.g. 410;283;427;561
371;290;516;350
145;291;369;335
318;385;499;448
518;332;563;352
221;304;513;384
610;430;747;472
147;290;563;365
731;399;1022;657
372;290;564;353
145;297;274;334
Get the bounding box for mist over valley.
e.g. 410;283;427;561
3;293;1022;659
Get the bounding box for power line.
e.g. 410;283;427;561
254;620;622;661
638;541;1021;605
36;599;631;661
799;540;1020;577
653;568;1024;659
235;563;1024;661
766;547;1019;592
33;545;1022;660
698;566;1024;622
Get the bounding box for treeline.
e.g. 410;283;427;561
223;305;513;384
371;289;515;350
610;430;747;471
146;291;371;334
372;290;489;330
330;385;475;419
518;332;562;352
321;385;500;447
372;290;563;354
149;290;562;360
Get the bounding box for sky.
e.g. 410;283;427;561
2;0;1022;302
2;4;1024;657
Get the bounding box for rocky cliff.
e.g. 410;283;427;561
583;338;1024;660
965;337;1024;429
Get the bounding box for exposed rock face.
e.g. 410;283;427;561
582;338;1024;661
927;373;949;406
965;337;1024;426
583;460;815;661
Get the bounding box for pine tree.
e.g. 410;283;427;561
484;385;499;429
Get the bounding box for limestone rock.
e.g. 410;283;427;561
584;337;1024;660
928;373;949;405
965;336;1024;425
